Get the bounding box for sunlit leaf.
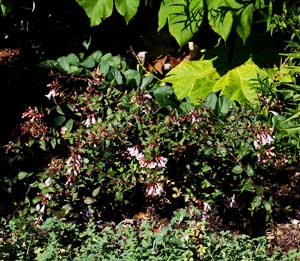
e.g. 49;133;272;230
158;0;204;47
75;0;113;26
236;3;254;43
208;0;233;42
213;60;265;104
161;59;220;104
18;171;30;180
115;0;140;24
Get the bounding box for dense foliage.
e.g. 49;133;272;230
1;0;300;259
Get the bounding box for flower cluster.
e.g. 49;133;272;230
66;150;82;176
253;127;274;149
127;146;168;170
145;182;164;197
45;79;61;100
20;106;48;139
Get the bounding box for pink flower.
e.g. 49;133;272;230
156;156;168;169
127;146;168;170
84;116;96;127
127;146;140;158
44;177;51;187
45;89;57;100
146;183;164;197
140;159;157;169
254;128;274;149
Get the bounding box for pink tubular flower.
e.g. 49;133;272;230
140;159;157;169
45;89;57;100
84;115;96;127
146;183;164;197
127;146;168;170
254;128;274;149
156;156;168;169
127;146;140;158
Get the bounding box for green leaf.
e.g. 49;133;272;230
140;74;154;89
57;57;70;72
232;165;243;174
213;60;264;104
162;59;220;104
84;197;96;205
152;85;173;96
251;195;262;210
115;191;123;202
152;85;174;108
158;0;204;47
113;68;123;85
18;171;30;180
255;0;265;10
53;116;66;127
56;105;65;115
204;93;218;110
81;57;96;68
90;50;103;63
241;179;254;192
124;69;141;87
51;138;57;149
92;187;101;197
38;60;59;70
225;0;243;9
1;1;12;16
64;119;74;132
246;164;254;177
263;200;272;212
236;3;254;43
207;0;233;42
216;95;231;115
81;50;103;68
180;99;193;113
66;53;80;66
162;58;265;105
62;204;73;215
76;0;113;26
115;0;140;24
39;140;47;151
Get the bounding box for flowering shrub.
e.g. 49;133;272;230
3;50;300;258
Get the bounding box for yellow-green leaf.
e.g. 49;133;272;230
76;0;113;26
115;0;140;24
236;3;254;43
162;59;220;104
213;60;265;104
158;0;204;47
208;0;233;42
